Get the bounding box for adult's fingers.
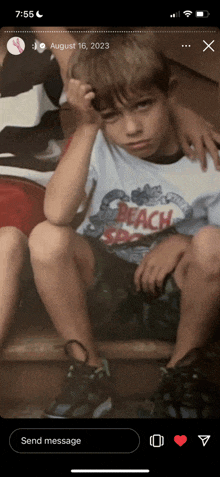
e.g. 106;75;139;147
203;132;220;170
192;138;207;171
210;129;220;146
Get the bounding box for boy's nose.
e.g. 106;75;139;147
124;113;143;136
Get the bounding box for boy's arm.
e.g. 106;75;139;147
44;80;102;225
134;233;191;295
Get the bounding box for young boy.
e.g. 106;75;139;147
29;31;220;419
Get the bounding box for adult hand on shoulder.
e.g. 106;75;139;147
66;79;102;128
172;103;220;172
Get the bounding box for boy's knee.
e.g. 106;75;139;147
0;226;27;260
192;226;220;276
29;220;75;263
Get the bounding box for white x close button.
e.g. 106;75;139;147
203;40;215;52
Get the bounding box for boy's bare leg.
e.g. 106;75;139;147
167;226;220;368
29;220;103;368
0;227;28;347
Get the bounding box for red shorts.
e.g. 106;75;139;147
0;176;45;236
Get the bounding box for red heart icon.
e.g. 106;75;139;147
174;435;187;447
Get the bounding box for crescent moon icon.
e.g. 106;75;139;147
36;11;43;17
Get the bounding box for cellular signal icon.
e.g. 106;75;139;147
170;11;180;17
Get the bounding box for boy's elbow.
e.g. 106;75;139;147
45;215;70;227
44;205;74;227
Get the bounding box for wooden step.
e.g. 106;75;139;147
0;329;173;409
1;329;174;361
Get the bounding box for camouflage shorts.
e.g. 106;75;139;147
84;236;180;343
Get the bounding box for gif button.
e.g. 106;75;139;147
9;428;140;454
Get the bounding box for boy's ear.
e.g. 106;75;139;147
168;76;178;98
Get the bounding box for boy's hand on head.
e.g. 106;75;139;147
134;234;191;296
66;79;102;127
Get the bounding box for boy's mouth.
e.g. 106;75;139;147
125;139;152;151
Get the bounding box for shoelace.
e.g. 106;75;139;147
64;339;110;380
64;339;89;365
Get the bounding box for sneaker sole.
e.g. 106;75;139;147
43;397;113;419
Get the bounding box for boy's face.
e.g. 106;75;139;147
100;85;178;161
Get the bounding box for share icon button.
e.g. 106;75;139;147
198;435;211;447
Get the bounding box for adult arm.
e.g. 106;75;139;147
31;26;76;83
171;101;220;171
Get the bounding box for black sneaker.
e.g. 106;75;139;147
138;347;220;419
43;340;113;419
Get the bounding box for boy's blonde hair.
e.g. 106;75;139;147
68;29;171;111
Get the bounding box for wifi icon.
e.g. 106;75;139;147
183;10;193;17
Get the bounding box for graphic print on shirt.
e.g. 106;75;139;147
83;183;192;263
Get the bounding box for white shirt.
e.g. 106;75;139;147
76;130;220;264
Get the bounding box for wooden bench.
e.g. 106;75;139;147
1;328;174;362
0;285;175;414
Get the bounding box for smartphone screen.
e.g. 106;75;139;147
1;8;220;477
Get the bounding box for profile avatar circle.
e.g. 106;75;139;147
7;37;25;55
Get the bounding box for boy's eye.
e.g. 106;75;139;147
100;99;154;122
101;110;120;122
135;99;154;110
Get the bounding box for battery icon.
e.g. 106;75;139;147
196;10;210;17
